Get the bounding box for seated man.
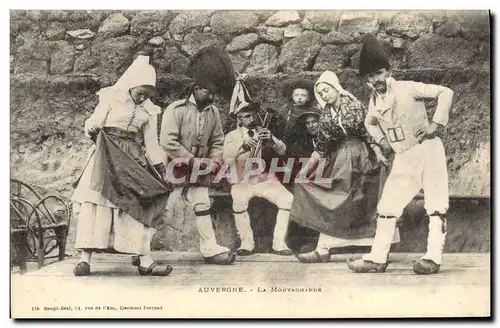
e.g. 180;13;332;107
223;102;293;256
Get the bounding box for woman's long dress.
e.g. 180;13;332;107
288;95;383;248
72;92;169;254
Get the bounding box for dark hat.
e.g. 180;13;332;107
297;108;321;119
359;33;390;76
186;46;236;100
236;101;261;114
288;78;315;96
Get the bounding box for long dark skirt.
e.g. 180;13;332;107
288;138;381;244
89;129;170;227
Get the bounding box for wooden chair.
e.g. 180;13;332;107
10;197;38;274
10;178;72;270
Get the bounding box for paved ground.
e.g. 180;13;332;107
11;252;491;319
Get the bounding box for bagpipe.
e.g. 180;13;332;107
230;73;281;160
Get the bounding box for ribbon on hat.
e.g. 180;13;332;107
229;73;252;115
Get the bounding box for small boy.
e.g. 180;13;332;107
282;78;319;141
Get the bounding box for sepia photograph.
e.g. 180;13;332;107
8;7;491;319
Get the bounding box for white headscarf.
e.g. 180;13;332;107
314;71;358;109
96;55;160;115
97;55;156;98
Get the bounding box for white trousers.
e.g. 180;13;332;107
377;137;449;217
231;179;293;251
167;186;230;257
364;137;449;264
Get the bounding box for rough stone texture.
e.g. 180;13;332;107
450;142;490;196
151;46;189;75
67;11;92;22
255;26;284;43
253;10;275;22
10;55;14;73
387;12;432;38
323;30;355;45
10;16;31;36
49;41;77;75
130;11;176;38
391;37;405;49
25;10;46;22
148;36;165;46
99;36;138;75
44;10;70;22
338;12;380;35
226;33;259;52
169;11;212;35
229;51;250;73
445;10;490;40
405;35;479;69
37;12;101;33
313;45;347;71
304;11;340;32
44;22;66;41
278;31;323;73
436;20;463;37
301;18;314;30
245;44;278;75
172;33;183;42
14;37;52;74
86;10;115;22
265;11;300;27
283;24;302;38
66;29;95;40
181;33;225;56
74;35;137;75
98;13;130;39
73;49;99;73
210;11;259;34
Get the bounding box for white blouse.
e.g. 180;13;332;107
84;89;165;165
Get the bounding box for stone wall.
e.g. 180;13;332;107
10;10;491;254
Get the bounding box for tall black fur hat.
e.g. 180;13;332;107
359;33;390;76
186;46;236;100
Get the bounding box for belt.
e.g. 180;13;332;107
103;127;137;140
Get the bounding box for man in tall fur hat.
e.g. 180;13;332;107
160;46;237;265
347;34;454;275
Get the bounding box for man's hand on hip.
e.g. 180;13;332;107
415;122;442;143
379;138;393;157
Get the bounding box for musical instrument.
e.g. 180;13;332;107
247;108;276;158
232;107;277;161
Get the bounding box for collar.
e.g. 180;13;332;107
189;94;212;112
241;126;255;134
368;78;396;114
367;77;395;98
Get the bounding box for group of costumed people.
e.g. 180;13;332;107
71;33;453;277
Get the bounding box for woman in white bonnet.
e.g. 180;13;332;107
71;55;172;276
288;70;399;263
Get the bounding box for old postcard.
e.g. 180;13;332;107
9;9;491;319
